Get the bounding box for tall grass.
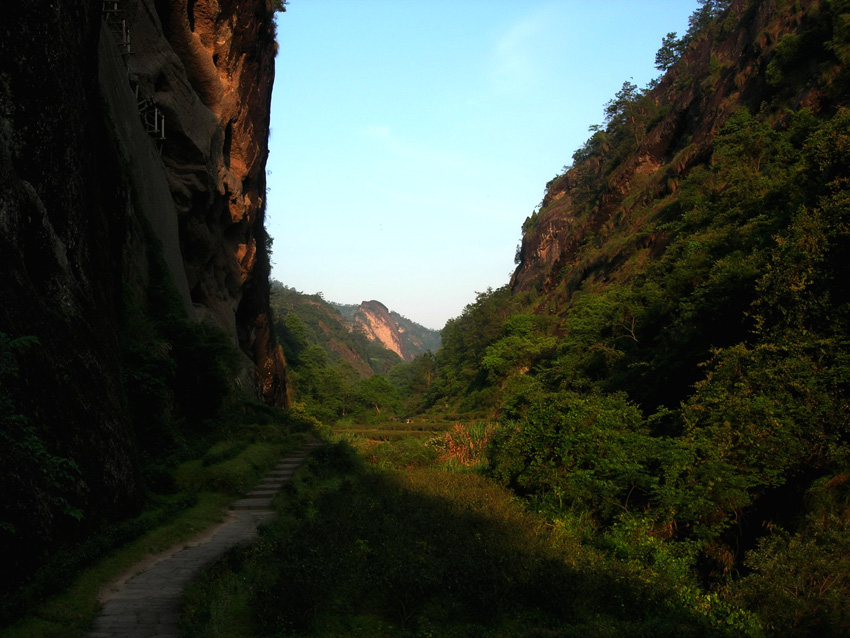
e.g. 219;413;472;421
181;440;744;637
0;424;305;637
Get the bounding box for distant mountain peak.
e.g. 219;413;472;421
354;301;411;361
332;299;441;362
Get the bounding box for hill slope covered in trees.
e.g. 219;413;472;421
406;0;850;633
271;283;440;423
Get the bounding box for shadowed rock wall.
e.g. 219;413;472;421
0;0;286;585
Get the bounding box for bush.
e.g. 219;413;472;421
487;392;652;519
725;520;850;637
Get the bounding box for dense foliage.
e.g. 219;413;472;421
387;2;850;634
271;282;441;423
185;441;761;637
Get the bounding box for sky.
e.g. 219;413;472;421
265;1;699;330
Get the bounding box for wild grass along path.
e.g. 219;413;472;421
87;438;324;638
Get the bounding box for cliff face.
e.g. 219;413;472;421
0;0;285;585
330;300;441;363
511;0;828;298
127;0;287;403
355;300;413;362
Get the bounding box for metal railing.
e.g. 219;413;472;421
102;1;166;144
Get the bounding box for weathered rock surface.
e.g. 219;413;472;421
0;0;286;592
355;300;413;362
125;0;287;404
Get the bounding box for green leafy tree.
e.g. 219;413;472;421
655;32;685;71
0;334;82;533
481;314;556;380
488;392;652;519
355;374;400;417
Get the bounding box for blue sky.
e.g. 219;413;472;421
266;1;698;330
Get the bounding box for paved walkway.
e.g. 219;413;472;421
88;438;324;638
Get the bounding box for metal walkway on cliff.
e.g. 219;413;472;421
102;0;166;144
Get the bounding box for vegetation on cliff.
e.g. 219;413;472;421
270;282;441;424
213;1;849;635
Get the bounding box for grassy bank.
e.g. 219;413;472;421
0;420;309;638
180;431;757;637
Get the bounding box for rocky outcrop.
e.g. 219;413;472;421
331;300;441;362
355;300;412;362
125;0;287;404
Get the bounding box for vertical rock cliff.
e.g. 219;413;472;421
126;0;287;404
0;0;286;589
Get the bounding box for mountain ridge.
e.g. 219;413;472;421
331;299;441;362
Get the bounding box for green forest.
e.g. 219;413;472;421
269;282;440;424
4;0;850;636
179;1;850;636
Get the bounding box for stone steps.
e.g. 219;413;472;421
89;437;325;637
228;439;323;512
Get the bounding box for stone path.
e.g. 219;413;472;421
88;438;324;638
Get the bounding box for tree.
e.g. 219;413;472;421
655;32;684;71
604;80;648;146
686;0;731;39
355;375;400;416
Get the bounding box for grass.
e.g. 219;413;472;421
180;439;741;637
333;419;454;442
0;492;234;638
175;441;289;493
0;428;307;638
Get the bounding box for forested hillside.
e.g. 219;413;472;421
400;0;850;632
270;283;439;423
331;300;442;360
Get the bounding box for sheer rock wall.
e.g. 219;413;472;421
0;0;286;581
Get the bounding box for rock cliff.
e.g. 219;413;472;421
511;0;830;299
0;0;285;589
354;300;413;362
331;300;442;363
126;0;287;403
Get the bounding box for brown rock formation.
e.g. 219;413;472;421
355;300;413;362
126;0;287;405
0;0;286;593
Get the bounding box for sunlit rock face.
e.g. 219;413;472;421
355;300;413;362
127;0;287;405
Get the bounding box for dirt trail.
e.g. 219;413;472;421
88;439;323;638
